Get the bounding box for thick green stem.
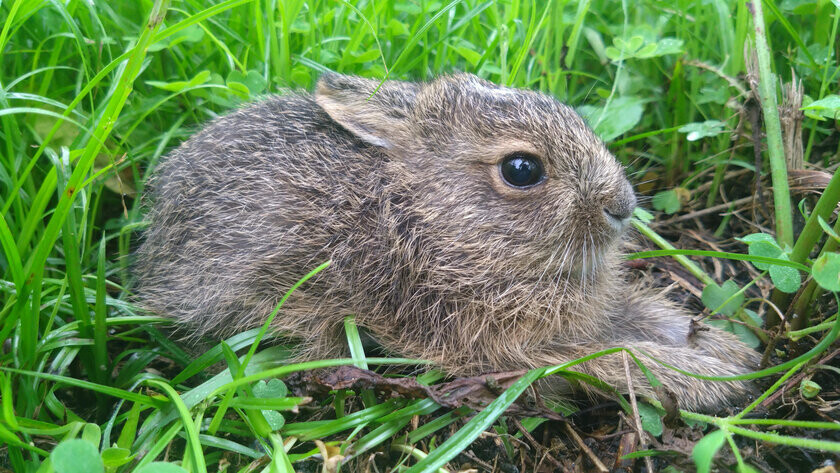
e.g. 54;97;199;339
750;0;793;248
788;189;840;328
769;168;840;327
789;169;840;265
789;281;819;332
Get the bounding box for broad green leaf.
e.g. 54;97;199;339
227;70;266;94
733;321;761;348
652;189;681;214
692;429;726;473
737;233;777;244
737;233;785;272
637;402;663;437
81;423;100;447
227;81;250;99
386;18;410;36
635;42;658;57
253;379;288;398
742;309;763;326
769;257;801;293
51;439;104;473
607;36;683;60
651;38;684;56
318;49;340;65
134;462;189;473
812;252;840;291
801;94;840;120
707;319;761;348
612;38;629;52
697;86;730;105
678;120;726;141
290;65;312;87
701;280;744;316
166;24;205;48
578;97;645;142
604;46;622;61
101;447;134;468
747;241;782;270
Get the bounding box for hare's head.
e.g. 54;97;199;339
316;73;635;287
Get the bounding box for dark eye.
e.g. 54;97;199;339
500;153;545;188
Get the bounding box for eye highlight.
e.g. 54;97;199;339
500;153;545;188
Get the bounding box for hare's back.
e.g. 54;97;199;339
134;94;369;335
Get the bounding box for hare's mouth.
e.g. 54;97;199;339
603;208;632;231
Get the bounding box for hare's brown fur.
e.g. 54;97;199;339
134;73;757;411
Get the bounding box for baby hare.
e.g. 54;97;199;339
135;73;757;411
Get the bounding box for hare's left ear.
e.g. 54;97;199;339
315;73;418;149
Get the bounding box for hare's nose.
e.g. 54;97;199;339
603;205;632;222
603;182;636;223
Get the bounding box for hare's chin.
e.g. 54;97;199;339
602;211;632;234
561;248;608;280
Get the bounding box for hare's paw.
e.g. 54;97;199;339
629;340;757;412
689;323;762;370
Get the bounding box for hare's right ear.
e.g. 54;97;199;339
315;73;418;149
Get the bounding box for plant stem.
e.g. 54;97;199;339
749;0;793;248
344;315;379;408
789;315;837;341
734;361;804;419
632;218;715;286
789;169;840;265
769;168;840;327
788;194;840;329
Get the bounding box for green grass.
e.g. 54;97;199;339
2;0;840;472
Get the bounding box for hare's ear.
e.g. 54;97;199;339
315;73;418;149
